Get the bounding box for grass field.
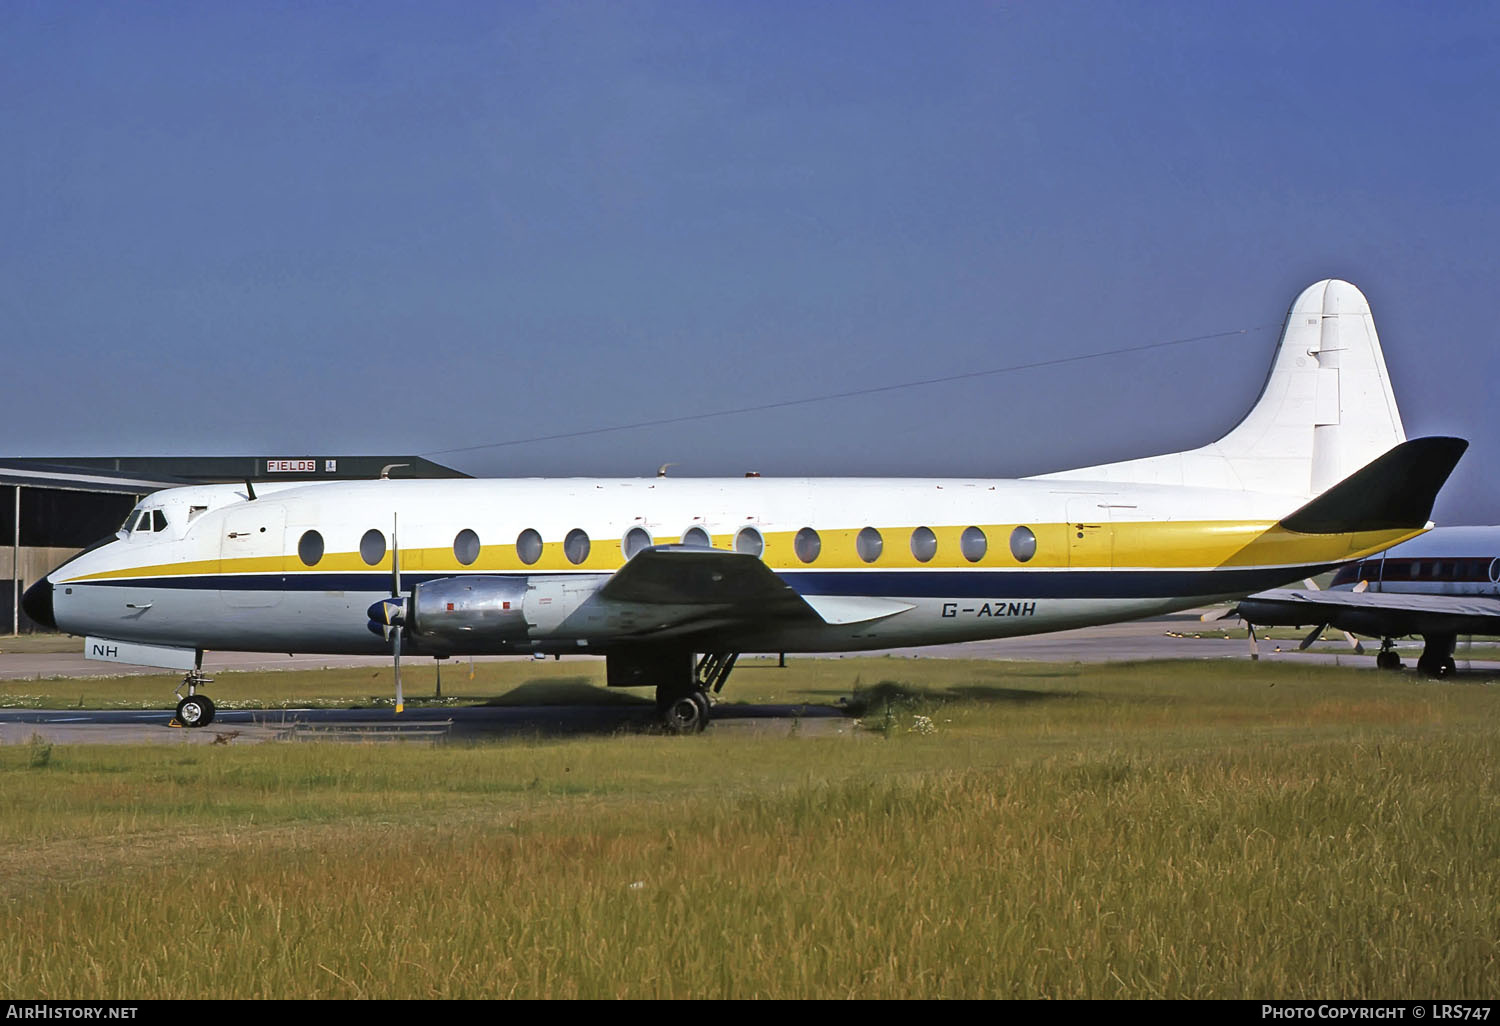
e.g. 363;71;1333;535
1;657;1497;999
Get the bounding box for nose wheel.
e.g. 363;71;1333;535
171;662;215;728
175;694;216;728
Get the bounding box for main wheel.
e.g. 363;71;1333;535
176;694;215;728
662;694;707;734
1376;651;1403;671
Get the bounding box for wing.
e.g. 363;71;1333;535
595;546;912;638
601;545;803;608
1235;588;1500;637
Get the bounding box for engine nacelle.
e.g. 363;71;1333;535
410;576;531;646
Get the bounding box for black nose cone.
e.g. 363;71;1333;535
22;579;56;631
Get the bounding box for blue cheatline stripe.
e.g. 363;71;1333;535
75;563;1338;601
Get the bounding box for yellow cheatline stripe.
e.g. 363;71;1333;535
60;521;1427;583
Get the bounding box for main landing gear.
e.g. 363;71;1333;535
1374;635;1457;677
654;652;739;734
1415;633;1458;679
171;661;215;728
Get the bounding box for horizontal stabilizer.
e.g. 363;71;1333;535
1278;437;1467;534
800;595;915;625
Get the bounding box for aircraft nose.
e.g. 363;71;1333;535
21;578;56;631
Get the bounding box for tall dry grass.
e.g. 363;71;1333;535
1;659;1496;998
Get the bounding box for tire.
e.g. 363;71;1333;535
663;695;706;734
176;695;215;728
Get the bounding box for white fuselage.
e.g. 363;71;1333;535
44;475;1421;658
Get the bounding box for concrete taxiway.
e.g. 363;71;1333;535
3;614;1494;745
0;701;851;746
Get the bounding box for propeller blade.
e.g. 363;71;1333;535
1247;623;1259;661
1343;631;1365;654
391;513;404;716
393;626;404;715
391;513;401;598
1298;623;1329;651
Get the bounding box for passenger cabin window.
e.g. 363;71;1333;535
623;527;652;559
360;529;387;566
1009;526;1037;563
735;527;764;558
682;527;711;547
1330;564;1360;588
794;527;821;564
960;526;987;563
565;529;591;565
516;529;543;565
856;527;883;563
910;527;937;564
454;529;481;566
298;530;324;566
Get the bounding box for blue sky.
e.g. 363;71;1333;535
4;2;1497;521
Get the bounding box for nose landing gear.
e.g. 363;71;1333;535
171;661;215;728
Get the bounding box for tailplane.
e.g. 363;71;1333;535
1033;279;1406;497
1277;436;1466;534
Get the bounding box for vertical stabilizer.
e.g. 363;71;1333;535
1032;279;1406;497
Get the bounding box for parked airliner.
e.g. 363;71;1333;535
1233;526;1500;676
23;280;1466;730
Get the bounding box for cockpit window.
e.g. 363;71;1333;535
152;510;167;532
121;511;140;534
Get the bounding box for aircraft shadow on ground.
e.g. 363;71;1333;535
476;677;654;707
795;680;1086;711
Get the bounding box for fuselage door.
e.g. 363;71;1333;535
218;503;287;608
1066;498;1114;570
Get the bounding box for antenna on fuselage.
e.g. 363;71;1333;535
245;480;257;501
380;464;410;480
